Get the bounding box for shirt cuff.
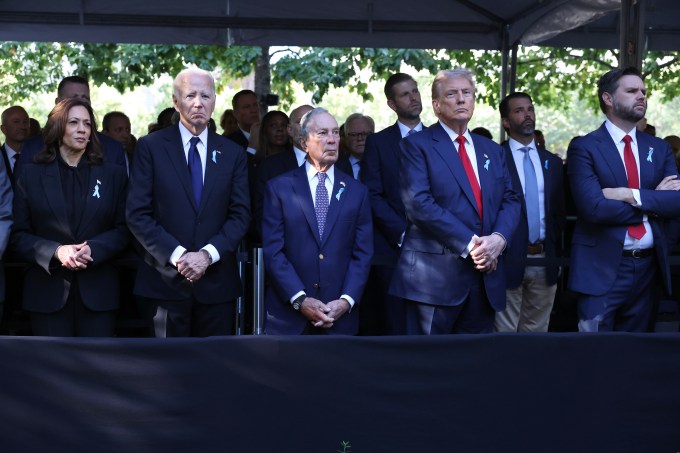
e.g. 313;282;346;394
246;147;257;156
631;188;641;207
341;294;356;309
492;232;507;252
169;246;187;266
461;235;479;259
201;244;220;264
290;290;306;305
398;231;405;248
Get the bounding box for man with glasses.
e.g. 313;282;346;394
262;108;373;335
337;113;374;180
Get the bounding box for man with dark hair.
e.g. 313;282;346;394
390;69;520;334
568;67;680;332
360;72;424;335
495;92;564;332
0;106;29;186
262;108;372;335
18;76;126;172
227;89;261;150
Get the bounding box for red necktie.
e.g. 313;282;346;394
623;135;646;240
456;135;482;219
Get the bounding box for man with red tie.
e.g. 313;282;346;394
389;69;520;334
567;67;680;332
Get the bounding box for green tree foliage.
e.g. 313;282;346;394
1;42;678;113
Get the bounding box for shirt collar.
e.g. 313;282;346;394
508;137;536;153
397;121;423;138
439;121;472;145
305;160;335;185
605;119;637;146
293;146;307;166
178;122;209;148
3;143;18;159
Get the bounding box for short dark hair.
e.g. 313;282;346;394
232;89;257;109
597;66;644;114
57;75;89;98
499;92;533;118
384;73;416;101
102;111;129;132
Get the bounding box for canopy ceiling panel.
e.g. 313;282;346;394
0;1;677;51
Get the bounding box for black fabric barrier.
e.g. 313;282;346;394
1;334;679;452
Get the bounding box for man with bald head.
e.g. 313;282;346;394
1;106;29;186
127;67;250;337
262;108;373;334
253;104;313;238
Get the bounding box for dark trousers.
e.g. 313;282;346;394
359;265;407;335
148;297;236;337
31;279;116;337
405;275;495;334
577;255;658;332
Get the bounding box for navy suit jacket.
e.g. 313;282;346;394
126;124;250;303
18;132;126;174
11;159;128;313
390;123;520;311
360;122;408;261
503;143;565;288
567;123;680;296
262;164;373;335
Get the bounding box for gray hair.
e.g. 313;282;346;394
343;113;375;134
299;107;330;139
173;67;216;98
432;69;476;98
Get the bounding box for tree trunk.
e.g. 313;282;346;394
254;45;271;117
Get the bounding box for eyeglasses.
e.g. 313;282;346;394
346;131;373;139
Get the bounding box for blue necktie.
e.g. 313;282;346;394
188;137;203;207
407;128;416;136
520;146;540;244
315;172;329;239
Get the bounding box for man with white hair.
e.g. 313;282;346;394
127;67;250;337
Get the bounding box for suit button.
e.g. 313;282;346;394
319;254;324;260
313;283;320;288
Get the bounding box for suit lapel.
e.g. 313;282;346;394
43;161;74;241
431;124;480;218
164;126;197;211
504;143;527;216
292;166;321;245
320;171;348;247
637;133;655;189
537;147;551;211
593;123;629;187
200;133;223;213
474;138;493;220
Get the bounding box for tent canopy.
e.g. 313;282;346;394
0;0;676;52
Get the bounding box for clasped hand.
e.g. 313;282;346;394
177;250;211;283
469;234;505;274
56;241;92;270
299;297;350;329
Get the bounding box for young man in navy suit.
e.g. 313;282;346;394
390;69;520;334
360;73;425;335
127;67;250;337
262;108;373;335
495;92;565;332
568;67;680;332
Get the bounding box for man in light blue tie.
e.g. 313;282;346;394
495;92;565;332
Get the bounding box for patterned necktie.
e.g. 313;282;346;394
520;147;540;244
188;136;203;207
623;135;646;240
456;135;482;219
315;172;329;239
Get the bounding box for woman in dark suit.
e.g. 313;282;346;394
11;97;129;336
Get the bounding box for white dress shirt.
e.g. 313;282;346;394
508;138;546;241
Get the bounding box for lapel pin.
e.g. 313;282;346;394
484;159;490;171
92;180;101;199
336;181;346;201
647;147;654;163
212;150;221;163
544;160;549;170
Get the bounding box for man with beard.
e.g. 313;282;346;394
495;92;564;332
360;73;426;334
567;67;680;332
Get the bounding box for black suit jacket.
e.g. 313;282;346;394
227;129;260;242
502;143;565;288
126;124;250;303
11;160;129;313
